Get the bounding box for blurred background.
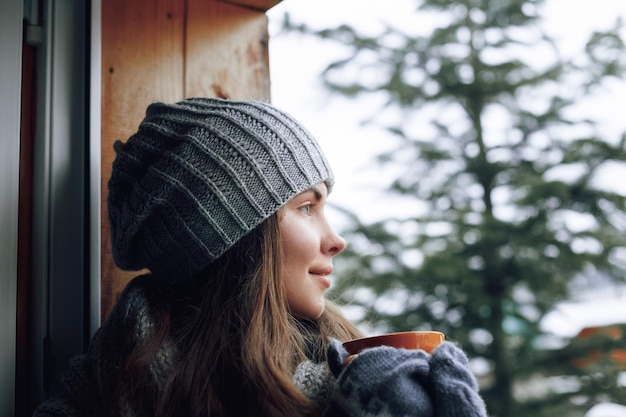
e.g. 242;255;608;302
266;1;626;416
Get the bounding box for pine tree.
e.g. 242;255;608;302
282;1;626;415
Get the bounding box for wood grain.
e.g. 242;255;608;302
186;0;271;100
101;0;185;319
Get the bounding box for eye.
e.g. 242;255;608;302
299;204;313;215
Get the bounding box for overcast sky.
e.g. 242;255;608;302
268;0;626;221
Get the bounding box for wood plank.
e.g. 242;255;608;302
185;0;272;100
101;0;185;319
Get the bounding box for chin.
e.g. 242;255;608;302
310;302;326;320
312;299;326;320
310;310;325;320
293;302;325;320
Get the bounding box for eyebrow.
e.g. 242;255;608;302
302;185;324;202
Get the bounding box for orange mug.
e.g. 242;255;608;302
342;331;445;366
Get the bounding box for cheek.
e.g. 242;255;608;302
281;232;314;273
280;218;318;264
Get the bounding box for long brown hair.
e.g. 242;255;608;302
111;212;362;417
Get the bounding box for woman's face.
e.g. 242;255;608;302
279;182;346;319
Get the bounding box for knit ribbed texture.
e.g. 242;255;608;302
108;98;333;280
293;360;335;412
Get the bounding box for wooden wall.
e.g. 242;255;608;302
101;0;279;318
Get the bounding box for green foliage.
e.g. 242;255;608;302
282;0;626;416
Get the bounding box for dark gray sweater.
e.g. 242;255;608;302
33;276;487;417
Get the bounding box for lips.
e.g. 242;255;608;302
309;266;333;288
310;266;333;276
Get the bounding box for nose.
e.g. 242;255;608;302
324;227;347;256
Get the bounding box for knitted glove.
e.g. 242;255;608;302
326;339;488;417
429;342;487;417
326;339;434;417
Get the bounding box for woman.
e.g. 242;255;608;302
34;98;487;417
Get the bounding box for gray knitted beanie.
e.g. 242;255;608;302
107;97;333;280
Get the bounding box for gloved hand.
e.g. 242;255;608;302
428;342;487;417
326;338;433;417
326;339;487;417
